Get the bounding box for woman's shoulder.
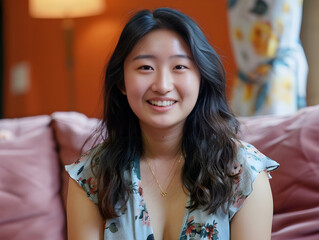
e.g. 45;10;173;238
234;140;279;174
228;140;279;219
65;144;102;204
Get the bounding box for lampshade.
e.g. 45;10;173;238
29;0;105;19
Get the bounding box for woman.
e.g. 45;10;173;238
66;8;279;240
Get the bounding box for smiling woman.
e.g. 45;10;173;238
65;8;279;240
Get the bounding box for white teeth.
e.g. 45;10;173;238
149;100;175;107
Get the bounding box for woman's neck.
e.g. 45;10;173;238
140;123;184;161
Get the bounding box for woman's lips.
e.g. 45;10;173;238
146;98;177;112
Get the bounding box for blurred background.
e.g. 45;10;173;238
0;0;318;119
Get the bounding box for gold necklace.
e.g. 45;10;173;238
146;154;183;197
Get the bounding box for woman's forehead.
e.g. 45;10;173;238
126;29;192;61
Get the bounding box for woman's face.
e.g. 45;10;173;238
123;29;201;131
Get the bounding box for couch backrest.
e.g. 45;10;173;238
1;106;318;240
240;105;319;240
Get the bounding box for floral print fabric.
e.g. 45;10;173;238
227;0;308;116
65;141;279;240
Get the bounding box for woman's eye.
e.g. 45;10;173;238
138;65;153;71
174;65;187;70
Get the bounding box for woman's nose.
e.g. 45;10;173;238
151;70;174;94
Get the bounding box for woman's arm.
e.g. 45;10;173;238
231;171;273;240
67;178;104;240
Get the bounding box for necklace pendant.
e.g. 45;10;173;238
161;192;168;197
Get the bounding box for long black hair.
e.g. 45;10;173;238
92;8;240;219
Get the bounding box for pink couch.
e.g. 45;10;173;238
0;106;318;240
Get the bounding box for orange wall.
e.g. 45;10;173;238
3;0;236;118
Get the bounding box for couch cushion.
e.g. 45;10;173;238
239;105;319;240
0;115;65;240
51;112;102;207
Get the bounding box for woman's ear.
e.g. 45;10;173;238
121;89;127;95
117;82;126;95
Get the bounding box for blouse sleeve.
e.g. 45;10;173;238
65;148;100;205
229;141;279;220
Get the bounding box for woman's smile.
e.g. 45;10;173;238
148;100;176;107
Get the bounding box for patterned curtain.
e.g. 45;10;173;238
227;0;308;116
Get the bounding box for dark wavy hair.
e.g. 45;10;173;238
92;8;240;219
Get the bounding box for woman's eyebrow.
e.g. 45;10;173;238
132;55;156;60
132;54;192;61
170;54;192;60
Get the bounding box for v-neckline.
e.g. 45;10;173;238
134;157;190;239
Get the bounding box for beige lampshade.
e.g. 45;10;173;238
29;0;105;18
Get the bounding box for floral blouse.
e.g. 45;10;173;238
65;141;279;240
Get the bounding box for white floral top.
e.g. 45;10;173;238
65;141;279;240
